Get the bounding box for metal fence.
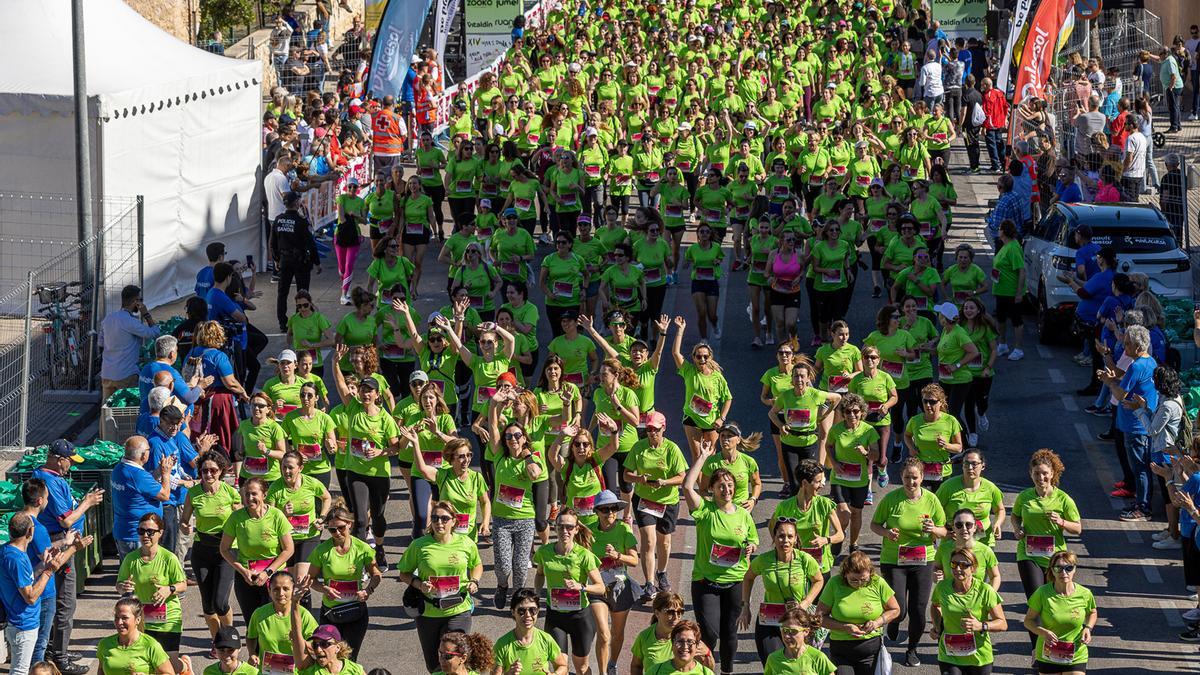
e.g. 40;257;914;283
0;194;143;450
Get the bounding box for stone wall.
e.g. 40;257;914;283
125;0;197;44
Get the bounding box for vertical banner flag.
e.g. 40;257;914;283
364;0;389;32
466;0;522;76
1012;0;1075;106
930;0;988;42
368;0;435;99
433;0;459;87
996;0;1034;92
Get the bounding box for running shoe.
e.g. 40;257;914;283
978;414;989;431
713;323;722;339
872;286;882;299
876;467;889;488
765;333;775;345
1153;537;1182;550
995;343;1010;357
1119;508;1150;522
1152;529;1173;541
1083;405;1109;416
1180;627;1200;642
666;273;677;285
1007;348;1025;361
656;571;672;592
904;649;920;667
967;433;979;447
1098;430;1117;441
751;337;763;350
1183;608;1200;623
638;583;657;604
864;489;874;506
494;586;509;610
1110;487;1134;498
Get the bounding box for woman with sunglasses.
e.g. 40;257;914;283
863;305;917;461
863;187;895;299
625;410;688;602
547;310;598;385
747;217;779;348
685;442;760;675
936;509;1002;592
683;224;725;341
632;134;664;210
304;504;381;659
395;176;436;297
796;133;831;213
493;589;569;675
220;477;295;627
739;517;825;667
815;320;862;394
397;380;459;532
1023;551;1096;675
700;423;763;513
652;620;714;675
929;548;1007;675
941;245;988;306
585;489;639;675
333;288;379;371
1013;450;1082;603
771;361;841;491
540;229;588;324
552;421;620;529
766;227;804;346
760;340;798;495
287;613;356;675
287;291;335;377
432;631;495;675
96;598;173;675
807;219;854;344
450;242;501;322
490;207;536;287
366;237;415;306
936;447;1006;549
600;242;648;323
891;245;940;313
415;131;447;238
896;126;931;182
909;181;947;271
771;456;845;573
182;452;240;639
435;313;516;423
115;513;186;666
236;391;288;482
533;508;606;674
533;354;582;510
960;298;1000;447
330;346;402;567
652;166;690;235
411;438;491;543
825;392;882;549
592;358;641;482
881;215;926;287
444;140;481;232
503;167;546;236
398;500;485;673
267;450;331;587
671;317;732;460
903;383;964;491
818;550;901;675
764;608;836;675
487;414;544;610
631;592;713;674
728;163;761;268
633;226;673;337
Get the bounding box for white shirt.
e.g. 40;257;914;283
265;169;290;219
918;61;945;98
1124;132;1148;178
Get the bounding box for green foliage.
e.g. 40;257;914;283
199;0;257;37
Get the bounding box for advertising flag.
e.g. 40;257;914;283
367;0;434;99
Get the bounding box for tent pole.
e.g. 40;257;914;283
71;0;95;304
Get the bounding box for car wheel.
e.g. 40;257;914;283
1036;282;1067;345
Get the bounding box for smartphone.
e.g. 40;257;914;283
246;254;254;266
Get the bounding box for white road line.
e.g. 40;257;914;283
712;249;731;359
1124;528;1142;544
1060;394;1078;412
1037;345;1053;359
1160;599;1186;627
1074;422;1093;446
1143;560;1163;584
1048;368;1065;384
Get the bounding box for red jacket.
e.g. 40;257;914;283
982;88;1009;130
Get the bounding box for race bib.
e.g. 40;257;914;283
559;192;578;206
771;184;790;198
923;462;944;481
550;587;582;611
867;402;884;414
920;222;933;238
786;408;812;428
943;633;977;657
752;258;768;272
454;513;471;535
869;219;886;233
328;579;359;602
498;484;526;508
419;167;434;179
553;281;575;298
821;269;842;284
276;403;298;416
856;175;873;187
564;372;584;386
526;133;540;145
759;602;788;626
800;545;823;560
248;559;273;573
468;294;484;308
954;290;971;302
703;208;722;224
142;602;167;623
938;364;955;379
902;166;917;179
1044;638;1077;665
881;360;904;379
809;175;824;186
709;543;743;568
585;165;602;177
932;132;949;142
243;456;269;475
500;179;512;192
455;180;473;194
990;267;1000;281
573;495;596;517
637;498;666;518
613;174;631;185
965;352;984;371
475;386;497;405
631;132;644;142
288;514;311;536
829;375;850;392
835;461;863;482
898;544;927;565
406;222;425;235
264;653;295;675
647;171;661;182
831;165;848;176
736;205;752;218
665;204;683;218
298;443;322;461
677;160;692;171
915;296;930;310
428;575;462;599
696;266;716;281
1026;535;1056;558
500;261;520;276
382;344;407;360
615;286;635;303
689;394;714;416
421;451;445;468
349;438;375;459
515;197;533;212
645;267;662;283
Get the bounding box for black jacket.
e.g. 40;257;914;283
270;209;319;267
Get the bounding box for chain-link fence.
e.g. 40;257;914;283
0;194;143;450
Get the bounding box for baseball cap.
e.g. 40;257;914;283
718;422;743;437
503;207;518;218
312;625;342;643
593;490;628;510
497;372;518;388
409;370;430;384
644;411;667;430
678;121;693;131
276;349;297;363
347;176;360;187
933;302;960;321
358;377;380;392
49;439;83;464
213;626;242;650
479;198;493;209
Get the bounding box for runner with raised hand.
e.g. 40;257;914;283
671;317;731;461
770;360;839;487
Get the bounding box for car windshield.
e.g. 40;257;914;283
1087;226;1177;254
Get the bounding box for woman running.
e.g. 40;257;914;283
739;518;824;666
266;451;331;586
935;509;1003;592
671;317;732;461
115;513;186;668
304;503;381;659
282;382;337;487
818;551;901;675
219;477;294;626
181;451;240;639
929;547;1007;675
936;448;1006;549
1023;550;1097;675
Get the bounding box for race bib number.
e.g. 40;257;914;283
932;132;949;142
645;267;662;283
856;175;873;187
406;222;425;235
419;166;434;179
638;498;667;518
869;219;886;232
553;281;575;298
615;287;635;303
515;197;533;212
703;209;722;224
455;180;472;194
500;261;520;276
428;575;461;599
421;451;445;468
689;394;714;416
696;266;716;281
276;403;297;416
829;375;850;392
585;165;601;177
264;653;295;675
564;372;584;386
647;171;661;182
898;544;927;565
677;160;692;171
573;495;596;517
821;269;842;284
328;579;359;602
248;559;273;573
665;204;683;218
943;633;977;657
709;543;743;568
835;461;863;482
736;205;752;218
349;438;374;459
475;386;497;405
613;174;631;185
786;408;812;428
559;192;578;206
1026;535;1056;558
882;360;904;377
243;456;269;475
772;184;790;198
1044;638;1077;665
809;175;824;186
752;258;767;272
288;514;311;536
550;587;582;611
454;513;471;534
631;132;644;142
526;133;540;145
831;165;848;176
498;484;526;508
142;602;167;623
298;443;322;461
759;602;788;626
920;222;933;238
923;462;944;481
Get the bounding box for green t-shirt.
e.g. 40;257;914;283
647;663;715;675
764;646;836;675
601;265;645;312
625;438;687;505
299;662;366;675
992;239;1024;298
896;266;942;309
1029;582;1096;665
204;662;260;675
334;312;377;368
287;312;333;368
771;495;838;572
685;242;724;281
871;488;946;565
397;534;482;617
343;407;400;477
678;362;730;429
492;454;538;520
266;474;327;540
117;546;186;633
634;238;671;288
810;239;852;292
436;467;488;538
937;324;976;385
186;481;241;535
367;256;416;300
533;542;601;611
848;370;897;428
906;412;963;478
864;329;917;389
493;628;562;674
774;386;829;447
814;343;861;391
307;536;375;608
237;418;288;481
943;263;987;302
1013;488;1080;565
96;633;169;675
593;385;640;454
491;228;536;280
546;334;596;383
934;538;1000;584
931;579;1003;666
750;549;822;606
691;500;758;584
542;252;587;307
936;477;1005;547
470;356;512;413
283;409;336;476
222;506;291;565
701;452;759;504
900;315;937;382
828;422;880;489
631;626;673;671
589;521;637;578
818;574;896;641
248;603;316;666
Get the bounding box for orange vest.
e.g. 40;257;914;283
414;87;434;125
372;109;403;156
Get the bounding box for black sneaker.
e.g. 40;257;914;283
1097;430;1116;441
656;571;672;592
872;286;882;299
375;548;388;573
1180;627;1200;641
56;662;88;675
638;583;657;604
494;586;509;610
904;649;921;667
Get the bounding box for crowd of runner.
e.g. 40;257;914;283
32;1;1200;675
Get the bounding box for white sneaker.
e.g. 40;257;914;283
1007;348;1025;361
746;304;753;321
996;343;1010;357
340;293;352;306
713;323;722;339
1184;608;1200;622
765;333;775;345
978;414;990;432
967;433;979;447
1152;529;1173;542
1153;537;1182;550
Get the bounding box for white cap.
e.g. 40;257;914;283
678;121;693;130
932;302;959;321
277;349;297;362
349;98;363;107
744;120;758;130
569;62;582;73
585;126;598;137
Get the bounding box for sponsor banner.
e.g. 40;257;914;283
931;0;987;41
302;156;372;228
367;0;434;99
465;0;522;75
996;0;1035;92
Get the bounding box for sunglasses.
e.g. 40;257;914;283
596;506;622;514
952;521;975;530
296;302;311;309
778;350;794;356
201;467;222;474
479;340;496;346
455;453;473;460
312;640;335;649
251;403;270;410
327;524;350;533
890;314;902;319
781;626;806;636
556;240;570;245
138;528;160;536
1054;564;1076;574
695;354;711;361
922;399;940;405
515;606;538;616
504;431;524;440
431;514;455;523
950;560;974;570
659;608;685;616
557;522;577;530
439;651;463;659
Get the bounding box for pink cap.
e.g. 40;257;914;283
645;411;667;430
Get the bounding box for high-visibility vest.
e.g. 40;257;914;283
414;87;434;125
372;109;403;156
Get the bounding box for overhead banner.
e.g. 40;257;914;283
367;0;433;99
1012;0;1075;107
433;0;459;85
466;0;521;75
996;0;1034;92
931;0;987;41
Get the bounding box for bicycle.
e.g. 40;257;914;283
36;282;86;389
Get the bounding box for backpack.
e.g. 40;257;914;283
1172;398;1194;454
971;100;987;127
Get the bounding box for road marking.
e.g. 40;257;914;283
1160;599;1185;627
1124;528;1142;544
1048;368;1065;384
1060;394;1078;412
1037;345;1053;359
1142;560;1163;584
1074;422;1093;446
712;247;733;359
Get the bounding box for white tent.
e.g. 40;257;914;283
0;0;263;307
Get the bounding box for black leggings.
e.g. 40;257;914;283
782;442;819;494
546;607;596;658
940;664;993;675
965;375;993;434
322;604;370;661
829;636;882;675
805;277;820;336
379;359;416;397
533;479;550;534
426;184;446;233
896;378;933;456
641;285;667;337
881;562;935;651
448;197;476;232
406;473;434;541
601;455;633;496
348;471;390;542
232;572;271;627
545;304;572;338
812;287;845;325
192;535;233;616
1018;558;1049;645
416;612;472;672
692;579;743;674
755;620;784;665
943;381;971;431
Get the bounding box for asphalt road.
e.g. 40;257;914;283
65;153;1197;674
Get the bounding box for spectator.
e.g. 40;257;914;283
282;46;311;94
172;297;210;361
1161;47;1185;132
1095;164;1121;203
269;18;293;77
207;262;268;390
138;336;207;437
0;514;59;675
1120;114;1148;201
99;285;161;401
1099;81;1120;120
1132;97;1159;192
1102;325;1159;523
269;191;322;332
1160;154;1186;240
980;77;1009;173
959;74;984;173
1053;163;1083;205
1128;367;1184;549
1188;25;1200;118
1109;98;1131;149
1086;58;1106;89
195;242;227;298
916;50;944;108
203;31;225;56
966;37;988;82
986;174;1024;245
1008;155;1034;223
1072;95;1107;160
146;402;208;556
1071;224;1100;281
112;436;173;558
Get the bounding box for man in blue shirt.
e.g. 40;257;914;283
194;242;226;298
99;285;161;401
137;335;208;436
206;261;269;389
1104;325;1159;523
986;174;1026;245
1071;225;1101;281
112;436;173;558
0;514;58;675
146;405;205;555
19;479;91;671
31;440;103;670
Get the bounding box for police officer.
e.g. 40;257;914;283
269;191;322;332
31;440;103;674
